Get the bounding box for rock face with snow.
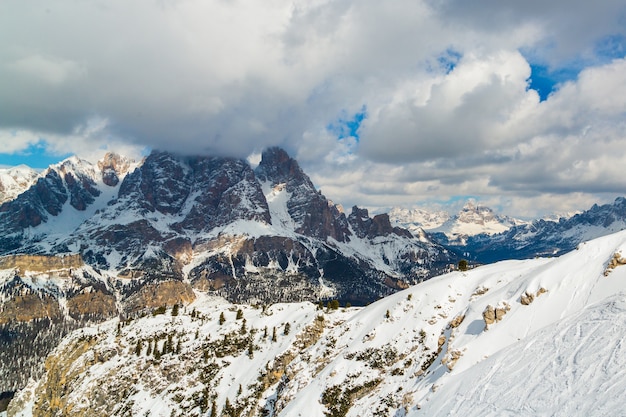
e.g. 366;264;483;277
390;201;524;239
0;165;39;205
0;148;454;307
0;148;456;400
10;230;626;416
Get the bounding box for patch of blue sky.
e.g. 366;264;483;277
437;48;462;74
0;143;72;169
524;33;625;102
327;106;367;142
527;64;578;101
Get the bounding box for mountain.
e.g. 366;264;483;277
0;165;38;205
8;229;626;416
390;201;526;245
0;147;454;307
388;206;450;231
463;197;626;263
0;148;455;399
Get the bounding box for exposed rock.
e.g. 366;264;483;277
0;292;62;324
348;207;412;239
520;291;535;305
29;336;99;417
536;287;548;296
123;280;196;316
604;252;626;276
438;335;446;349
97;152;132;186
449;314;465;328
66;291;117;321
256;147;349;241
482;302;510;329
0;254;83;273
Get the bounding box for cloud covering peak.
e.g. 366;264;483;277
1;0;625;217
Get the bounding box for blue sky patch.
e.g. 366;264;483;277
527;64;579;101
327;106;367;142
0;143;72;169
438;49;462;74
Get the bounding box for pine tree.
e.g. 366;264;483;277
271;327;277;342
248;339;254;358
134;339;142;356
284;322;291;335
146;340;153;356
263;326;267;338
236;309;244;320
171;304;179;316
219;312;226;325
240;318;247;335
458;259;469;271
210;400;217;417
224;398;233;416
175;339;182;354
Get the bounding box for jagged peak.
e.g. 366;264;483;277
255;147;310;187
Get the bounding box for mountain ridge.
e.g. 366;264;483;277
8;228;626;416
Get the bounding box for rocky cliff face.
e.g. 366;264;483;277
0;147;453;307
255;147;349;241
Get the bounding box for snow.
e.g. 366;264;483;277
413;292;626;417
262;181;297;236
11;230;626;416
278;230;626;416
0;165;38;204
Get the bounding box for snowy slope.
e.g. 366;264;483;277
412;293;626;416
276;230;626;416
11;230;626;416
0;165;38;204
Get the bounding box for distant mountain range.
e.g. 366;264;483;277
391;198;626;263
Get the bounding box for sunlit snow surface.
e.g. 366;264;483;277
11;230;626;417
280;230;626;417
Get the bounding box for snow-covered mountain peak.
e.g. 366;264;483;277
0;164;38;204
391;201;526;241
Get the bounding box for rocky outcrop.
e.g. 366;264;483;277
520;291;535;305
123;280;196;316
0;254;83;273
482;302;510;329
349;207;412;239
255;147;349;241
66;290;117;321
0;292;62;324
604;252;626;276
97;152;133;186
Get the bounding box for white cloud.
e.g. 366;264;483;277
8;54;85;85
1;0;625;217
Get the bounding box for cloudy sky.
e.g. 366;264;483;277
1;0;625;218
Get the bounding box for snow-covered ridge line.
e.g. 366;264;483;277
10;229;626;416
